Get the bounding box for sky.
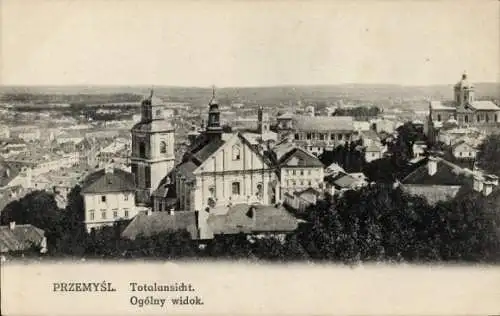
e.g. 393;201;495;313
1;0;499;87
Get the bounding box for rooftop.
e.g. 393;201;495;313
207;203;299;235
80;168;135;194
0;224;45;253
293;115;355;131
121;211;198;240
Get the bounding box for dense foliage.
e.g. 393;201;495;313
476;133;500;177
2;183;498;263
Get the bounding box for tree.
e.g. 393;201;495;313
476;134;500;177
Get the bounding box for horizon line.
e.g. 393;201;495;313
2;81;500;90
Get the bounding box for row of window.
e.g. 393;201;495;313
286;179;321;187
295;133;351;141
286;169;317;176
208;182;264;197
88;209;130;220
136;141;169;159
436;114;498;123
99;194;129;203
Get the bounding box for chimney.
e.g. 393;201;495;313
473;174;484;192
427;157;438;176
105;165;114;175
9;221;15;230
485;175;499;186
483;181;494;196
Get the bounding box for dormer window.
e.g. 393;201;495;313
232;145;241;160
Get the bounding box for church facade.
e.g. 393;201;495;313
428;73;500;139
173;95;279;213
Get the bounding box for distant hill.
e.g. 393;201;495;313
1;83;499;109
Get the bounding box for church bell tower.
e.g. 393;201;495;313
131;90;175;206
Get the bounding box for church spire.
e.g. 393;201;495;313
209;85;218;105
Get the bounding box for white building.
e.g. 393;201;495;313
277;146;324;194
81;166;138;232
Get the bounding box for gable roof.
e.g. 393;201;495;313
0;224;45;253
80;168;135;194
278;147;324;168
470;100;500;111
401;158;472;186
207;203;299;235
121;211;198;240
325;172;361;189
179;132;273;180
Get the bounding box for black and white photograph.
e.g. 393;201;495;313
1;1;499;315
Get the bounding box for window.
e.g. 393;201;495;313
308;170;312;175
156;109;162;116
209;186;215;197
465;115;469;123
145;166;151;188
232;182;241;195
485;115;489;123
256;183;263;198
101;210;107;219
319;134;325;140
139;142;146;158
294;133;299;140
495;114;498;122
124;194;128;201
113;210;118;218
292;181;296;186
300;180;304;186
338;134;343;140
477;115;480;122
292;170;296;176
232;145;241;160
124;209;129;218
306;133;312;140
160;141;167;153
308;180;312;186
101;195;106;203
300;169;304;176
89;210;95;221
437;114;441;122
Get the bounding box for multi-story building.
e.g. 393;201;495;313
276;146;324;194
428;73;500;140
172;95;279;214
81;166;137;232
130;91;176;206
276;114;356;156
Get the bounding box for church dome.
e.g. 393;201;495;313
455;73;474;89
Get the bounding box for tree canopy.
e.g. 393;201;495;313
476;133;500;177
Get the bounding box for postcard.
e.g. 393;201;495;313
1;0;500;315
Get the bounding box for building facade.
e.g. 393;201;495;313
130;91;176;206
428;73;500;140
173;95;279;214
276;114;356;156
81;167;137;232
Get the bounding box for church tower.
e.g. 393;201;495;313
205;87;223;140
257;106;270;134
131;90;175;206
454;72;475;108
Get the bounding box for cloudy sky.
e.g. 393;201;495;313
1;0;499;87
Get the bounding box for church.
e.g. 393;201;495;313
130;90;281;214
428;72;500;138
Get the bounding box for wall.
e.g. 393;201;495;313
83;191;136;232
